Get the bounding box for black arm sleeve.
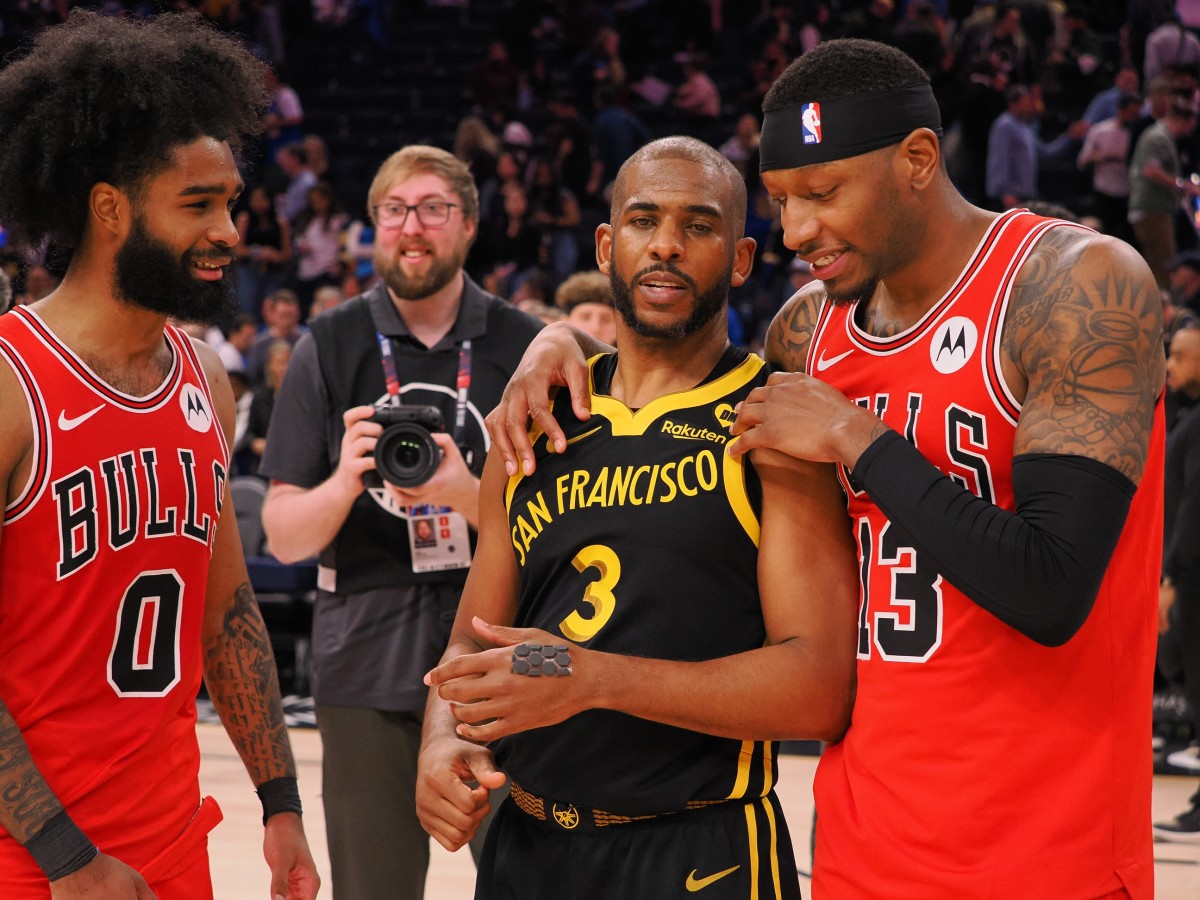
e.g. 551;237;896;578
852;430;1136;647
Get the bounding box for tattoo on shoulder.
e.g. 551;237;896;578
767;285;827;373
203;582;294;781
1005;228;1164;481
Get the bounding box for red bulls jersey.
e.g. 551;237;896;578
808;211;1161;898
0;307;227;891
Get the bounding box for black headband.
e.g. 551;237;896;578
759;84;943;172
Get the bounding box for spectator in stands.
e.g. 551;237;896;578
590;85;652;195
472;39;520;115
478;149;526;225
276;142;318;224
1155;322;1200;841
570;26;627;112
953;1;1035;86
219;313;260;374
554;269;616;346
672;53;722;119
292;181;349;315
1077;92;1142;244
719;112;762;180
477;183;543;298
986;83;1088;210
545;92;600;206
247;288;307;385
1129;99;1200;289
308;283;345;319
245;339;293;475
1144;12;1200;85
528;157;581;285
1166;250;1200;324
1083;66;1141;124
302;133;331;183
235;184;293;319
958;58;1010;204
18;264;58;305
263;68;304;163
453;114;501;186
0;268;10;315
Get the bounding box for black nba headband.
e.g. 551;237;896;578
759;83;943;171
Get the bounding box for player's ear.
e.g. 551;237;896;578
596;223;613;273
90;182;131;241
731;236;756;287
897;129;940;192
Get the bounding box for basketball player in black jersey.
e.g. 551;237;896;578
416;137;859;900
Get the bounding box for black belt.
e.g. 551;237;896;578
508;781;727;834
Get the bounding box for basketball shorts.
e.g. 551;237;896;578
475;786;802;900
0;795;220;900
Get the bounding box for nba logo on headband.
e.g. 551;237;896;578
800;102;822;144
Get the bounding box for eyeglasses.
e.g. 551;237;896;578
372;201;459;229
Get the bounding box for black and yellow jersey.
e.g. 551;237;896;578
495;345;779;816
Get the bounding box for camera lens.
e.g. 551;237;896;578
374;423;442;487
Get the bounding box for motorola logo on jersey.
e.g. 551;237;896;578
929;316;978;374
179;384;213;433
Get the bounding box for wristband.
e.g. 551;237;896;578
25;810;99;882
257;776;303;826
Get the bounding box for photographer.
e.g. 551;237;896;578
260;145;542;900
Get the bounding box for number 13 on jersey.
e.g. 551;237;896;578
856;517;944;663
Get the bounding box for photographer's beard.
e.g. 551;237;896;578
375;234;471;301
114;215;237;324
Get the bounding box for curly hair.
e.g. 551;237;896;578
763;39;929;112
0;10;270;250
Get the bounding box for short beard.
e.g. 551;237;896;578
375;241;469;300
610;261;730;340
824;274;879;308
114;216;236;323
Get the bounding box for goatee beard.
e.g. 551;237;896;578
610;261;730;340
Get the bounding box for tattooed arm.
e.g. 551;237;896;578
195;340;319;900
735;228;1162;645
1002;227;1164;482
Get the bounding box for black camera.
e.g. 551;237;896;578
368;405;445;488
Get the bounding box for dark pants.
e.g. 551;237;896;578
316;704;506;900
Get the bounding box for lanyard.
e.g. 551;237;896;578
375;331;474;463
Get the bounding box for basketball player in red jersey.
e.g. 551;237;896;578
486;39;1164;900
0;12;318;900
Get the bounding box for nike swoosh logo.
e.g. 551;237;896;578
686;865;740;892
560;425;604;448
815;348;854;371
58;404;105;431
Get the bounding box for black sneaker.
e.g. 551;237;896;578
1153;804;1200;842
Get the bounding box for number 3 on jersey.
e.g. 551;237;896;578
857;519;943;662
108;570;184;697
559;544;621;642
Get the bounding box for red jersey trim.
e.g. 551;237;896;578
983;220;1094;425
0;338;51;523
168;326;230;466
9;307;181;412
839;209;1032;356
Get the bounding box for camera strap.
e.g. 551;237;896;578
375;331;474;466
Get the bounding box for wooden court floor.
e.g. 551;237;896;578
198;724;1200;899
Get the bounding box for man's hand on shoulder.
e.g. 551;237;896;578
485;321;599;477
49;853;155;899
263;813;320;900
